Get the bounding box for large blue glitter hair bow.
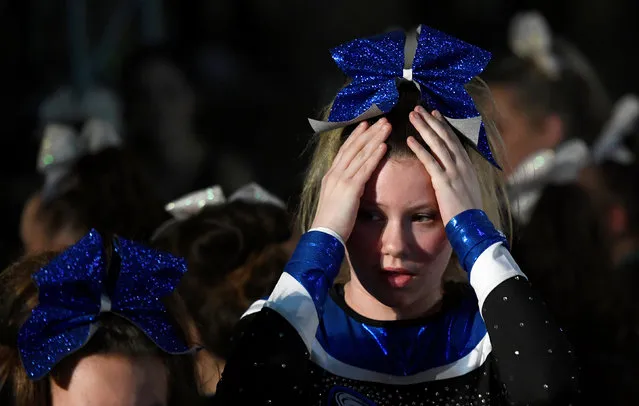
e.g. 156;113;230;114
18;230;190;380
309;25;498;167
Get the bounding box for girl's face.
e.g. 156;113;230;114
491;85;563;174
20;194;81;255
50;354;168;406
346;157;453;319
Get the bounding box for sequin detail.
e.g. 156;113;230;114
445;210;508;273
308;362;495;406
17;230;190;380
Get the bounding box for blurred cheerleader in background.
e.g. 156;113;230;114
483;11;612;224
20;118;167;254
152;183;296;402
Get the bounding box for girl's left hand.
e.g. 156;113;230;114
407;106;483;226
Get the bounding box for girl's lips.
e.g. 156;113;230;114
381;268;416;288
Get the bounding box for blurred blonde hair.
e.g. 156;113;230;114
297;78;511;283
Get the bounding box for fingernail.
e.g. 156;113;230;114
416;106;426;113
433;110;441;118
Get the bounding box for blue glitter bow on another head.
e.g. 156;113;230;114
309;25;499;167
18;230;190;380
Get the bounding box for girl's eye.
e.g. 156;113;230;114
357;209;384;222
412;213;435;223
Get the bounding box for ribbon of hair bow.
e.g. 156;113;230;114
37;119;122;200
18;230;190;380
165;183;286;221
309;24;498;167
37;118;121;172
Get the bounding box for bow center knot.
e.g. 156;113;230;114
100;294;112;313
402;68;413;81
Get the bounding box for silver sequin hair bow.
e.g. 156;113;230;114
152;183;286;240
509;11;560;79
591;94;639;164
165;183;286;220
509;139;590;224
37;119;122;200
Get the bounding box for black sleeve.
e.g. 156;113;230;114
214;308;310;405
483;276;580;405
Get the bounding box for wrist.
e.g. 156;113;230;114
445;209;508;273
310;218;348;243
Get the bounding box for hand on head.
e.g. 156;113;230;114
407;107;483;225
311;108;482;242
311;119;391;241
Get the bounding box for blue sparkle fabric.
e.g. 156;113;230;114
317;289;487;376
329;30;406;121
445;210;508;273
18;230;190;380
284;231;345;316
327;25;498;167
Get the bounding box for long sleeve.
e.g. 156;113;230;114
215;230;344;404
448;210;580;405
473;249;580;405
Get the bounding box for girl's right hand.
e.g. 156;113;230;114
310;118;392;241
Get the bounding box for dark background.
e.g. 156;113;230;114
1;0;637;262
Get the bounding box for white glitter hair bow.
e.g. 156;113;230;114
591;94;639;164
38;119;122;200
509;139;591;224
509;11;560;79
164;183;286;221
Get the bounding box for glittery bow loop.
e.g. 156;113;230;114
37;118;121;173
165;185;226;220
165;183;286;220
308;25;499;167
18;230;190;380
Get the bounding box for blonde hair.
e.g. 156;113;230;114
297;78;511;283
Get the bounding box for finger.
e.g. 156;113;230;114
407;136;444;178
415;107;466;157
429;109;472;161
332;121;369;169
343;123;391;177
332;118;387;172
430;109;475;172
351;142;387;184
409;111;456;171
